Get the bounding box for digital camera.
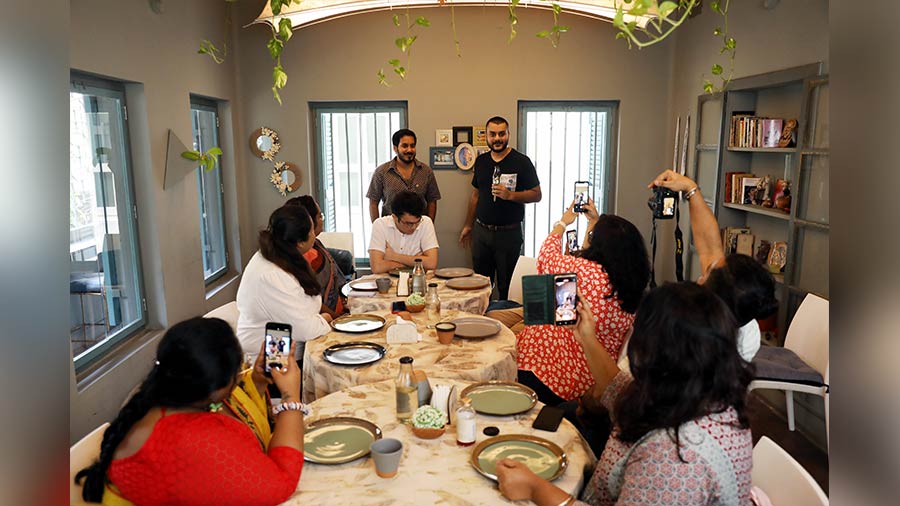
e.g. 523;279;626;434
647;187;678;220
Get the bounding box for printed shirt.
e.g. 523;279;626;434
368;215;439;256
516;232;634;400
471;149;539;226
366;158;441;216
575;372;753;506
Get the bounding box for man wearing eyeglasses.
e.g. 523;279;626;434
459;116;541;300
369;190;440;274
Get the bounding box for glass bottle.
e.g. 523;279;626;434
456;396;477;446
425;283;441;321
411;259;426;295
395;356;418;421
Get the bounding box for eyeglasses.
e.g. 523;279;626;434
399;219;422;228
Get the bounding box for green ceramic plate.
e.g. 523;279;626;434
471;435;567;481
303;417;383;464
460;382;537;416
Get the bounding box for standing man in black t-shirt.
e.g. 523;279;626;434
459;116;541;300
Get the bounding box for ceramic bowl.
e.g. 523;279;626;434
406;303;426;313
411;425;446;439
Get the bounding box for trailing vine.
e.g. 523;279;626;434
536;3;569;48
378;10;431;86
703;0;735;93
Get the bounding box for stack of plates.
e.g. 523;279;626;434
460;381;537;415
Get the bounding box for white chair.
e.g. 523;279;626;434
750;293;829;446
507;255;538;304
204;300;239;333
70;423;109;506
318;231;356;275
752;436;828;506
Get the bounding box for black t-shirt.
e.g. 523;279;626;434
471;149;540;226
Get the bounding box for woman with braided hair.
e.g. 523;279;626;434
75;317;305;505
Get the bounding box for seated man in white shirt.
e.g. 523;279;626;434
369;190;439;273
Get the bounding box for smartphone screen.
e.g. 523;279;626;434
554;274;578;326
264;323;292;374
532;405;565;432
574;182;589;212
565;229;578;254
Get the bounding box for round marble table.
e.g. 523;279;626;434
301;309;516;403
283;379;596;505
346;272;493;316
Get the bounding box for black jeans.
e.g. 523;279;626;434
471;222;523;300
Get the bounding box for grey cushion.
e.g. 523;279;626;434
752;346;825;388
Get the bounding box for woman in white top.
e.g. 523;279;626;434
236;205;333;355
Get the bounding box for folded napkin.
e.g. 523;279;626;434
386;316;422;344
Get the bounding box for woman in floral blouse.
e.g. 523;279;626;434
497;282;755;506
516;199;650;403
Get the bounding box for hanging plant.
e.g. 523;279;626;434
378;9;432;87
703;0;735;93
181;147;223;172
536;3;569;48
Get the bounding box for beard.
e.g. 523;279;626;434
490;139;508;153
398;151;415;163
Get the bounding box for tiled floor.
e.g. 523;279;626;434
747;392;829;493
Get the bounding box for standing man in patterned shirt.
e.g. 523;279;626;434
459;116;541;300
367;128;442;223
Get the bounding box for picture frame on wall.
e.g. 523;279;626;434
452;126;474;147
435;129;453;147
430;146;456;170
473;127;487;146
454;143;477;171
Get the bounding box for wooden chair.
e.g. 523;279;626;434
70;423;109;506
752;436;828;506
204;300;239;333
507;255;538;304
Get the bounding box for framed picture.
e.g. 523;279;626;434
435;129;453;147
454;143;477;171
473;127;487;146
452;126;473;147
430;146;456;170
767;241;788;273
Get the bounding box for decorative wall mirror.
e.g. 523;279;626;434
250;127;281;160
270;161;301;196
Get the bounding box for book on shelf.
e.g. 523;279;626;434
740;177;761;205
761;119;783;148
731;173;755;203
722;226;751;255
736;234;755;256
729;113;792;149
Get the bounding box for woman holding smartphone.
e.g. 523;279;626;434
76;317;306;505
236;205;332;357
497;284;754;505
515;199;650;405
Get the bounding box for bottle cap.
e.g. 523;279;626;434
428;283;438;287
460;396;472;406
399;356;413;364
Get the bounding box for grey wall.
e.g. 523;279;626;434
232;3;675;268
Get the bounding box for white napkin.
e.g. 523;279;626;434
386;316;422;344
397;272;410;297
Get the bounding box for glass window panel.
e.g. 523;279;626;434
70;76;145;367
798;154;828;224
795;226;829;297
190;99;227;283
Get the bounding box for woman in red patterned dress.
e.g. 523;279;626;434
76;317;306;505
517;199;650;404
497;283;755;505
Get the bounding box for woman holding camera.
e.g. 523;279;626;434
76;317;306;505
497;283;754;505
515;200;650;404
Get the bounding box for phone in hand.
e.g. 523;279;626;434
573;181;590;212
553;274;578;326
264;322;292;376
565;229;579;255
532;405;565;432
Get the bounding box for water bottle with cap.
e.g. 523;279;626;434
425;282;441;321
411;258;426;295
395;356;418;421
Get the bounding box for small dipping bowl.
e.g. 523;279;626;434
435;322;456;344
375;277;392;293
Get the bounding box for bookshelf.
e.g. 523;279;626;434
688;64;828;345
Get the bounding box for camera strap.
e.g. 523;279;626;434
649;204;685;288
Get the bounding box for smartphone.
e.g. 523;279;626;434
264;322;292;375
553;274;578;326
391;301;407;313
573;181;590;212
532;405;565;432
565;229;579;255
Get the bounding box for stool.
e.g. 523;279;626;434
70;271;108;344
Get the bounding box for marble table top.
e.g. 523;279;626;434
346;272;492;316
283;379;596;505
301;309;516;403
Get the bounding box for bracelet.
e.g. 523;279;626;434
554;220;568;230
273;401;310;416
684;186;700;201
555;494;575;506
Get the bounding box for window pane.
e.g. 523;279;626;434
521;103;617;257
190;101;227;282
70;79;145;365
313;103;407;263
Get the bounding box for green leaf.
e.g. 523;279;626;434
388;59;401;66
272;86;282;105
658;1;677;18
273;65;288;88
511;0;520;6
536;30;551;38
267;37;284;60
395;37;407;51
703;80;714;94
615;32;627;40
208;147;223;156
393;66;406;79
557;25;570;33
181;150;201;161
613;9;624;28
204;157;216;172
552;3;562;15
710;0;720;13
392;14;401;26
725;37;736;49
415;16;431;27
270;0;285;16
711;64;723;75
713;27;722;36
278;18;293;42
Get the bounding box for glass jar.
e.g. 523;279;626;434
456;396;477;446
411;259;426;295
395;356;418;421
425;283;441;321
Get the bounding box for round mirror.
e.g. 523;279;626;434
270;162;301;196
250;127;281;160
